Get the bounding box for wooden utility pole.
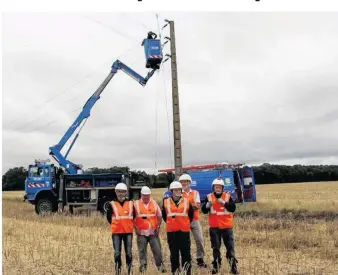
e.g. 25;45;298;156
168;20;183;180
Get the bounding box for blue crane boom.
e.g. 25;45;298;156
49;32;163;174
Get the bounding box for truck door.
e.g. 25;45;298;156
241;167;256;202
43;166;52;189
233;170;244;203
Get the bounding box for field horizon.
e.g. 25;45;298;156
3;181;338;274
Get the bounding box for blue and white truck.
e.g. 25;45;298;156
159;163;257;203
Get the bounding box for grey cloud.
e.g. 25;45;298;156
3;12;338;173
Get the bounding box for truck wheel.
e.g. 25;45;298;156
99;197;112;216
35;198;56;215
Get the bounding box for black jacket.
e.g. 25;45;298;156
106;198;136;224
161;196;194;223
201;192;236;214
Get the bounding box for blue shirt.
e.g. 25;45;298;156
163;190;172;199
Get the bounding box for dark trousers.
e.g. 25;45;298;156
209;228;237;273
112;233;133;275
167;231;192;275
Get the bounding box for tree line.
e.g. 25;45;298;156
2;164;338;191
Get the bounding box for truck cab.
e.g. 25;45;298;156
24;160;56;202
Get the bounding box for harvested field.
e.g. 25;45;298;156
2;182;338;274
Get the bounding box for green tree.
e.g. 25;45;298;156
2;167;27;191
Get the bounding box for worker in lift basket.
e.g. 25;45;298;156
201;178;239;275
134;186;166;273
179;173;208;268
162;181;194;275
106;183;134;275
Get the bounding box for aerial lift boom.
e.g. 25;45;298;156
49;32;162;174
24;31;164;215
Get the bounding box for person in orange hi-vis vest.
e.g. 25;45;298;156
106;183;134;275
179;173;208;268
201;178;239;275
134;186;166;273
162;181;194;275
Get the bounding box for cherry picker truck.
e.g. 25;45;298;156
23;32;163;215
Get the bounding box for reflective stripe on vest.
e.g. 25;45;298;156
207;193;231;215
164;197;190;232
207;192;233;229
110;200;134;233
111;200;133;220
183;189;200;221
134;199;158;231
134;199;157;218
166;197;188;217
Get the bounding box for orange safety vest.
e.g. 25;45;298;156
207;192;233;229
134;199;159;231
182;189;200;221
163;197;190;232
110;200;134;234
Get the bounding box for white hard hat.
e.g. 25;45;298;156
179;174;192;182
169;181;182;190
141;186;151;195
115;183;128;191
212;178;225;187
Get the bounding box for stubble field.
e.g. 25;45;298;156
2;182;338;275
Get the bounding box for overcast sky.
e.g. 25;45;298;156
2;12;338;174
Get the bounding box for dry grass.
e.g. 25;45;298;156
2;182;338;275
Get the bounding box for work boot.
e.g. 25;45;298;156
229;257;239;275
157;264;167;273
127;263;132;275
114;261;122;275
197;258;208;268
211;267;219;274
211;260;220;274
139;264;147;273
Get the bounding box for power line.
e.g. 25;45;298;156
4;42;141;131
3;60;109;129
156;13;173;169
83;15;141;43
30;120;58;133
4;14;146;130
3;106;83;147
154;67;159;174
155;13;162;42
3;14;154;147
6;55;145;135
8;63;109;132
119;12;153;32
162;60;174;169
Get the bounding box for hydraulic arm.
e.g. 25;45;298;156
49;59;159;174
